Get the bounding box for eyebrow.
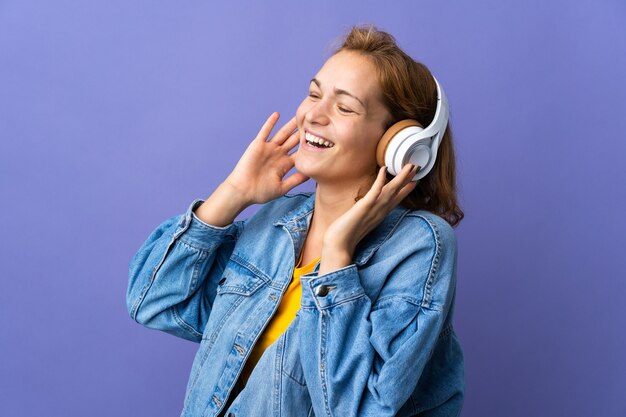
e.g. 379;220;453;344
310;78;366;109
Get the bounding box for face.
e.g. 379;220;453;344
295;50;392;186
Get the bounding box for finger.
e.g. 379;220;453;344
389;165;419;202
255;112;280;142
380;163;411;194
270;116;298;145
280;151;297;172
391;183;417;209
280;128;301;151
407;164;421;182
408;165;421;187
361;166;388;204
289;151;298;165
280;171;310;194
388;163;418;192
394;177;418;203
376;164;416;206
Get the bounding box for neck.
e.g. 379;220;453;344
310;174;376;233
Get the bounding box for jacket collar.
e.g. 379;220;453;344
273;192;411;266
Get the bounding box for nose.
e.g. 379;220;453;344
304;98;331;126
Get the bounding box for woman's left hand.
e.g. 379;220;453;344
318;163;419;275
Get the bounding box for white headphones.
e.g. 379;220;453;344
375;75;449;181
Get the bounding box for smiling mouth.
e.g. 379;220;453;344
305;131;335;148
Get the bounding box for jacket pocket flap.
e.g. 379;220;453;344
217;260;266;296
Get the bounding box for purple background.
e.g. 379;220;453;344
1;1;625;416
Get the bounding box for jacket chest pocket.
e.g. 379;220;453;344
201;259;269;343
217;259;268;297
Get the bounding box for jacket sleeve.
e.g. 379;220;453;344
126;198;246;342
297;216;457;417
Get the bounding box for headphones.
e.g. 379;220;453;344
375;75;449;182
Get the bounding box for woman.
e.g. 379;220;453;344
128;25;465;417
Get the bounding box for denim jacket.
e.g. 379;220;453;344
127;192;464;417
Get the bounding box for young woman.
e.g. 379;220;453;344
128;25;465;417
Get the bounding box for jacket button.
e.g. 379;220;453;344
315;285;330;297
228;413;235;417
218;277;226;285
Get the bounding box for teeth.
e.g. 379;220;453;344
305;132;334;148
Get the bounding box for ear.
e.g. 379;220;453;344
376;119;424;169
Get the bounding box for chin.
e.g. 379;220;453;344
294;158;318;179
297;168;322;183
295;155;348;185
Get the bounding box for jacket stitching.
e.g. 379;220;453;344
273;330;284;416
438;322;453;339
354;208;411;266
188;295;245;391
413;214;443;310
230;253;272;285
320;310;332;417
177;236;219;253
201;294;245;342
130;227;178;320
278;327;307;387
172;306;203;339
187;248;208;297
300;292;367;311
371;295;422;310
218;280;265;296
280;368;307;387
282;192;313;199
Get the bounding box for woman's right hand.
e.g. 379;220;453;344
222;112;309;206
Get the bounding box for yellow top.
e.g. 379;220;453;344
240;252;321;385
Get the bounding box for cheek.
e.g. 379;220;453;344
342;122;381;151
295;99;310;126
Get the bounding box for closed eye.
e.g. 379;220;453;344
338;106;354;114
308;91;356;114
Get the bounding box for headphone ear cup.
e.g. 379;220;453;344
376;119;423;173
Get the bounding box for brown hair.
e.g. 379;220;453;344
332;25;464;227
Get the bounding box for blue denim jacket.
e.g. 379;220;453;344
127;192;464;417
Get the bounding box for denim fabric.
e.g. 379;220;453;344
127;192;464;417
